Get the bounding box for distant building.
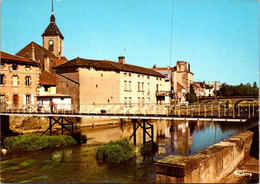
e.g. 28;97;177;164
154;61;193;103
0;51;40;107
193;81;215;97
54;56;170;109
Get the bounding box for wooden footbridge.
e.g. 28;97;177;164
0;103;258;145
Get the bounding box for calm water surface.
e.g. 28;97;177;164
1;120;253;183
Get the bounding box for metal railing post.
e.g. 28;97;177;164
249;104;250;118
253;104;254;117
204;105;206;117
233;104;235;118
238;104;240;117
218;104;220;117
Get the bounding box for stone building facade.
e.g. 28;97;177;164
54;57;170;108
154;61;194;102
0;51;40;107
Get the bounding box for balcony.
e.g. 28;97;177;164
156;90;172;96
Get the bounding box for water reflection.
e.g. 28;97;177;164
81;119;252;156
1;119;254;183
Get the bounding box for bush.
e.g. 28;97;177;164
3;134;77;151
96;138;135;164
140;142;158;156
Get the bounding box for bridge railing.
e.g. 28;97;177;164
0;103;258;118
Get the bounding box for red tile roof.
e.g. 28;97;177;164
54;57;165;78
51;58;67;66
39;71;57;85
16;41;57;60
1;51;40;65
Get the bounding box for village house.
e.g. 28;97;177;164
53;56;170;110
0;51;40;107
154;61;193;103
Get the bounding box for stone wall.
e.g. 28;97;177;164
155;130;254;183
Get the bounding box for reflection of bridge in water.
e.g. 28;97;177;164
1;103;258;145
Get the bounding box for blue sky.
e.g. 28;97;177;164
1;0;259;85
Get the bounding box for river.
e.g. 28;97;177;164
1;119;253;183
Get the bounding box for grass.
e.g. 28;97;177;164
96;138;135;164
3;134;77;151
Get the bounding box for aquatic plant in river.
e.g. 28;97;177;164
96;138;135;164
3;134;77;151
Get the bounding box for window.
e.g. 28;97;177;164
124;97;127;105
142;97;145;105
26;95;31;105
142;82;144;91
25;76;30;86
124;80;127;90
0;95;5;103
147;83;150;92
13;95;18;106
128;97;132;106
124;73;127;77
44;86;50;92
25;65;30;71
61;98;64;100
128;73;131;77
128;81;132;91
147;76;150;79
138;82;141;91
138;97;141;105
101;74;103;77
12;64;18;70
156;84;159;91
138;75;140;78
0;74;4;85
1;63;5;70
96;84;98;88
13;75;18;86
48;40;54;51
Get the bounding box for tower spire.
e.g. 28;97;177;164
52;0;54;15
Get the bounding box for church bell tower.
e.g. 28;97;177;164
42;0;64;58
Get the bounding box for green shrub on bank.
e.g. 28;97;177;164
3;134;77;151
96;138;135;164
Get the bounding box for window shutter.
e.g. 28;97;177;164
3;75;6;85
30;76;32;86
17;76;19;85
17;95;19;105
31;95;34;104
11;76;13;85
23;95;26;105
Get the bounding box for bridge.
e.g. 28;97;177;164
1;103;258;145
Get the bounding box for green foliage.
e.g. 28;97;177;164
140;142;158;156
3;134;77;151
218;82;259;96
186;84;198;103
96;138;135;164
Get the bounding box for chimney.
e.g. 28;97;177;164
31;44;35;61
118;56;125;64
188;63;190;72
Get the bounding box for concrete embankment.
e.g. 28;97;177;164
155;130;255;183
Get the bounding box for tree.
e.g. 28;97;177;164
186;84;198;103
